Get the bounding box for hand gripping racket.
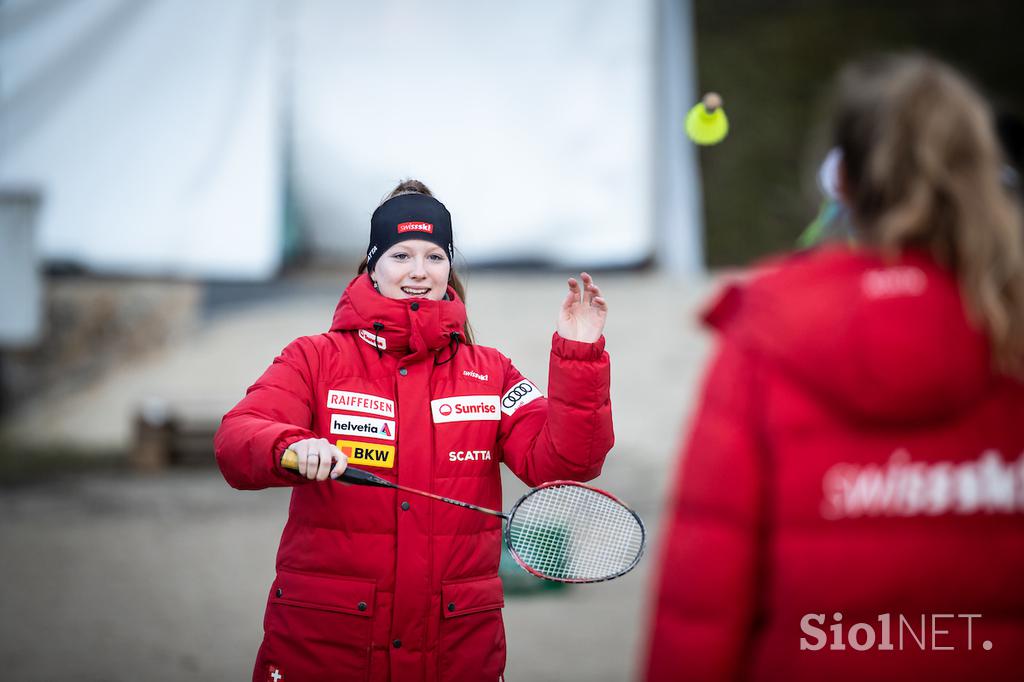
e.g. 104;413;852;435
281;449;646;583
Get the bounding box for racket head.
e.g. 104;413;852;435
503;480;646;584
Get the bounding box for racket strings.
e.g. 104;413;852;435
508;484;644;581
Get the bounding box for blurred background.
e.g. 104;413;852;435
0;0;1021;680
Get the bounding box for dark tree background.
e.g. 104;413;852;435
693;0;1024;266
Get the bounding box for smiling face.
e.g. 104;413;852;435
371;240;450;301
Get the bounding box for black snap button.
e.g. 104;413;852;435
357;601;367;612
276;588;283;597
393;639;402;648
399;368;408;376
447;602;456;612
401;501;410;511
410;302;420;311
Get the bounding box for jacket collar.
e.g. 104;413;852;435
330;274;467;358
702;245;991;422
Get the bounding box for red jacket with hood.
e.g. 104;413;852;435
215;274;612;682
644;247;1024;681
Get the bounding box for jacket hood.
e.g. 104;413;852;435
331;274;467;357
703;247;992;423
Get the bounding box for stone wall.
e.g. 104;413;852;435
0;277;200;414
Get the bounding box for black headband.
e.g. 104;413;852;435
367;193;454;272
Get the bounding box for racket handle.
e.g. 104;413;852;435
280;449;393;487
337;466;393;487
280;448;302;471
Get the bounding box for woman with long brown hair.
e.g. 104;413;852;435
644;54;1024;680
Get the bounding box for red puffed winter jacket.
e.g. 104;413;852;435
215;274;613;682
644;246;1024;681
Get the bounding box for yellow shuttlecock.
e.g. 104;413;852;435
685;92;729;145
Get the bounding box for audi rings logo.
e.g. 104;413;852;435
439;403;453;416
502;383;533;409
500;380;543;416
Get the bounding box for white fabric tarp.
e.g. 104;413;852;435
293;0;656;268
1;0;700;278
0;0;282;279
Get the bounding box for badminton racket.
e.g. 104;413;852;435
281;449;645;583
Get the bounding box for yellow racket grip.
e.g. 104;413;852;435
280;447;387;487
281;447;346;471
281;448;300;471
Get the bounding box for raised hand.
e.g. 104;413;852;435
556;272;608;343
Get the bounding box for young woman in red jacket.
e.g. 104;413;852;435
644;55;1024;680
215;180;613;682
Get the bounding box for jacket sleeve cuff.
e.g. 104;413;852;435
552;332;606;360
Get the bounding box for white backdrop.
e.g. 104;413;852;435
0;0;282;279
292;0;656;268
0;0;701;279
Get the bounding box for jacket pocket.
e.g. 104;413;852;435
257;570;376;682
438;575;506;682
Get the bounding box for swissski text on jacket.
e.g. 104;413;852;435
644;247;1024;681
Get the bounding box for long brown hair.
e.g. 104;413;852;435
357;179;474;344
833;54;1024;375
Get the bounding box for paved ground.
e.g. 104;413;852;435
0;270;719;681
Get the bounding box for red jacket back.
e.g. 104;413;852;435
215;274;613;682
644;247;1024;681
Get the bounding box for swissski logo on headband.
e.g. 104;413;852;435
397;221;434;234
